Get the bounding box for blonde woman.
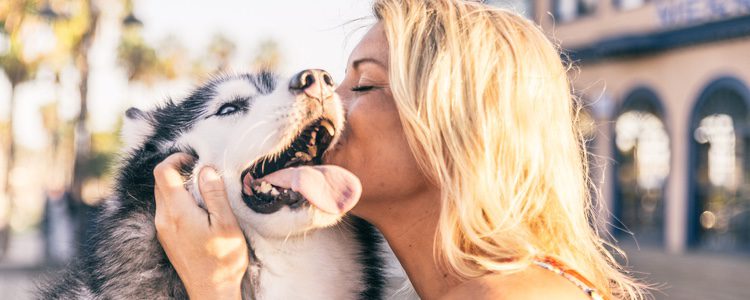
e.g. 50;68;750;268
153;0;647;299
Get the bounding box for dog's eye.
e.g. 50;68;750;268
216;104;239;116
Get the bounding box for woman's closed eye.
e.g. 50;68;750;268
351;85;374;93
351;85;382;93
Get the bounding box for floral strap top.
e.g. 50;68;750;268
532;256;605;300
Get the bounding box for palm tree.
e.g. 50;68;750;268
68;0;99;203
117;21;161;84
0;0;99;259
206;33;236;74
0;0;42;258
251;38;282;71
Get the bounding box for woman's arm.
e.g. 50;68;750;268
153;153;249;300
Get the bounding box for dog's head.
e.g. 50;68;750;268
123;70;354;239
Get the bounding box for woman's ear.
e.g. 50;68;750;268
122;107;155;151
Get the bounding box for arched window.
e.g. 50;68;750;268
689;77;750;252
613;87;670;247
553;0;597;22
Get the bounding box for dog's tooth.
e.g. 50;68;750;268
295;152;313;161
258;181;272;194
308;131;317;146
307;144;317;156
270;187;280;196
320;120;335;135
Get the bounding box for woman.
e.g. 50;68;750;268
153;0;647;299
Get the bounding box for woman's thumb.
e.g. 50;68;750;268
198;167;236;226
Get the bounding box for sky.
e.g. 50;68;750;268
2;0;375;149
3;0;529;149
134;0;374;78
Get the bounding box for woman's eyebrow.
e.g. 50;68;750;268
352;57;386;70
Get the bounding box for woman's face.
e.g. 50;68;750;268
324;22;429;217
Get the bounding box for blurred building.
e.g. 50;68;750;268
523;0;750;254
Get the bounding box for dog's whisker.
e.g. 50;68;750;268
229;119;273;154
223;119;273;171
255;129;280;176
282;231;293;247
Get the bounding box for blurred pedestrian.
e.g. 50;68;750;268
42;187;76;266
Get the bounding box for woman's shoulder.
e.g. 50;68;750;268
439;265;593;300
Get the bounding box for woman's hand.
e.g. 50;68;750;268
153;153;248;300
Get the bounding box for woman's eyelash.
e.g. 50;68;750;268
351;85;376;92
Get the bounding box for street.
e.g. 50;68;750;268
1;231;748;299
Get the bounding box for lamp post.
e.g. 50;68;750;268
122;12;143;28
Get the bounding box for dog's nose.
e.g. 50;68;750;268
289;69;334;101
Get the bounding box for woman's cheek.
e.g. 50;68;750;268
331;102;365;172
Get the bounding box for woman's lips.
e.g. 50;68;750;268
322;129;347;165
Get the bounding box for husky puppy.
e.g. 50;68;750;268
38;70;414;299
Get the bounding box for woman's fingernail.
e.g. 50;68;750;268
201;167;220;183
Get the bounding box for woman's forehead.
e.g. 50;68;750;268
347;22;388;70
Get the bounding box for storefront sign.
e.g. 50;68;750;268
656;0;750;27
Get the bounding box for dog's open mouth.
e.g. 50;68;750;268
240;119;336;214
247;119;335;178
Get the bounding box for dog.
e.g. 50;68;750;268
37;70;415;299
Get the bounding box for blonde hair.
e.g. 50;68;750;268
373;0;646;298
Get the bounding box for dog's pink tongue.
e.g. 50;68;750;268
261;165;361;214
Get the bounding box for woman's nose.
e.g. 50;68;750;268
289;69;335;101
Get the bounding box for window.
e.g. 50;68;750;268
554;0;597;22
690;78;750;252
613;88;669;246
617;0;647;11
485;0;534;19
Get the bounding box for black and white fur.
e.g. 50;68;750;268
37;71;415;299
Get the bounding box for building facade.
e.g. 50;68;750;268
510;0;750;254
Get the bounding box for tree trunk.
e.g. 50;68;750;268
69;0;99;204
0;84;16;258
70;57;91;203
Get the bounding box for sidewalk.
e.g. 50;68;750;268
1;231;748;299
0;230;49;300
623;245;750;299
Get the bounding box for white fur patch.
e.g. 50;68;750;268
214;78;257;102
121;111;154;152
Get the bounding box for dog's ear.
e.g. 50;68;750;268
122;107;155;151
